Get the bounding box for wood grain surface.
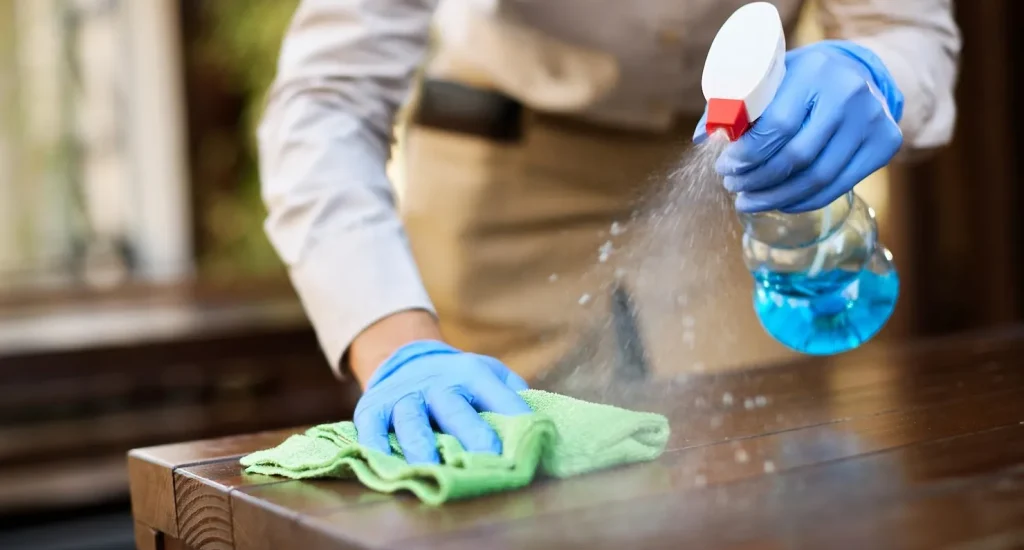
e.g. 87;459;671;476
128;327;1024;549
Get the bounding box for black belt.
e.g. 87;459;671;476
413;78;695;143
412;79;524;142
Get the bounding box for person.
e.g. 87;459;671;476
258;0;960;464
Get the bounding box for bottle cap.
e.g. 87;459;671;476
701;2;787;141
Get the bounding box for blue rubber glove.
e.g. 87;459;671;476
353;340;532;464
694;40;905;214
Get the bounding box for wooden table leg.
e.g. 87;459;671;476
163;534;200;550
134;522;161;550
134;521;201;550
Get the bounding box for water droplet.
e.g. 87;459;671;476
548;274;559;282
722;392;734;406
755;395;768;407
692;362;706;373
734;449;749;463
743;398;755;410
763;460;775;473
683;331;695;347
710;415;723;428
598;241;614;263
578;294;592;306
610;222;625;236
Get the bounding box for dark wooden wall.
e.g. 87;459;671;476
889;0;1024;339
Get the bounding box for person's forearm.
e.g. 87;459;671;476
258;0;440;379
348;310;444;388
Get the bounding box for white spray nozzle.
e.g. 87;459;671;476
701;2;787;141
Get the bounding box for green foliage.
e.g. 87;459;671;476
195;0;298;280
202;0;299;147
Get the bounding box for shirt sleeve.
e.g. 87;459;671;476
257;0;438;377
817;0;961;153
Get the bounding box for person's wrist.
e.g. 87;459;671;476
348;309;444;389
364;340;460;389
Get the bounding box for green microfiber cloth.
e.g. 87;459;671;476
240;389;670;505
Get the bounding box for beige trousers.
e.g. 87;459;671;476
400;112;795;384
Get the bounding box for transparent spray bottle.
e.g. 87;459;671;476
699;2;899;355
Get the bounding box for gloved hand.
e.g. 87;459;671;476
694;40;905;214
353;340;532;464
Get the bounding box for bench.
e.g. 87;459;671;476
0;280;357;515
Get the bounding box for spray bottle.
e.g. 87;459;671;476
700;2;898;355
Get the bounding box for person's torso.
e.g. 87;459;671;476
429;0;807;131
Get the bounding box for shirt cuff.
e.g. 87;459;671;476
286;216;436;380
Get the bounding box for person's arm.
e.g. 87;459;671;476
696;1;960;213
817;0;961;153
258;0;439;387
258;0;532;465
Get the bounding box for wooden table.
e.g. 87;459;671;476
129;327;1024;549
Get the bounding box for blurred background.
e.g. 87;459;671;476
0;1;1020;548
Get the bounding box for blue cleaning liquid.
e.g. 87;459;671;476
752;267;899;355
